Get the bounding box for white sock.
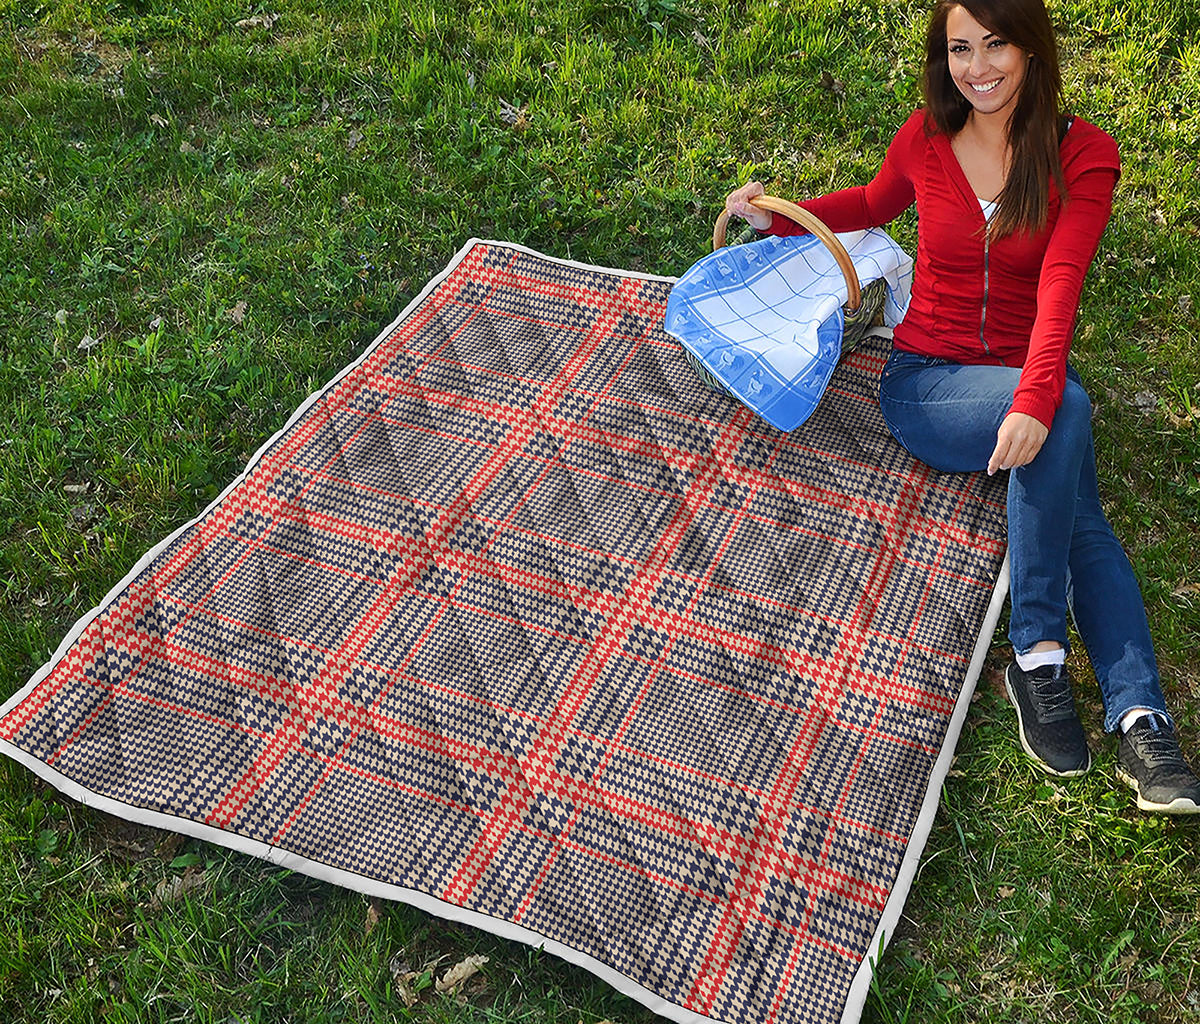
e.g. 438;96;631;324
1015;648;1066;672
1120;709;1164;733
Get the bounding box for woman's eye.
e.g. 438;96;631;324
949;44;968;54
988;39;1008;48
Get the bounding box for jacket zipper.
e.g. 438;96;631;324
979;227;992;357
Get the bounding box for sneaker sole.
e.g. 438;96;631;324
1004;669;1092;778
1115;765;1200;815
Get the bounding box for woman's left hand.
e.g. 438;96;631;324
987;412;1049;475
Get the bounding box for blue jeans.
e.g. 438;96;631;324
879;349;1168;732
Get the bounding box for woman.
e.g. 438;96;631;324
725;0;1199;813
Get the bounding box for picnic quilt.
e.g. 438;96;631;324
0;240;1009;1024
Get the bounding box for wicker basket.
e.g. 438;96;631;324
684;195;887;395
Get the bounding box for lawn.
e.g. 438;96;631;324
1;0;1198;1021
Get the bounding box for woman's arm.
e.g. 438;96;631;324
726;112;922;234
1007;164;1119;428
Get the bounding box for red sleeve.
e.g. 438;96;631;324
1008;129;1121;427
767;111;921;236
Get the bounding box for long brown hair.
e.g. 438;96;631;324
923;0;1068;238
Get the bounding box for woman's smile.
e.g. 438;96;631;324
945;5;1029;118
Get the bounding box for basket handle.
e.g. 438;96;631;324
713;195;861;312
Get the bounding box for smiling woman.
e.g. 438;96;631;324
724;0;1200;816
946;11;1029;117
924;0;1064;238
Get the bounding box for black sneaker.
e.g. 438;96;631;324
1116;716;1200;815
1004;662;1092;777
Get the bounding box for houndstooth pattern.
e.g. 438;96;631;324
0;242;1006;1024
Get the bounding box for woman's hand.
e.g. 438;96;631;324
725;181;773;232
987;412;1049;475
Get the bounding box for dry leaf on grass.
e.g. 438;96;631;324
818;70;845;95
393;976;419;1008
149;113;168;128
105;838;150;861
436;953;488;994
388;953;413;982
1132;390;1157;414
347;129;364;151
498;98;528;129
236;13;279;30
227;300;248;324
364;896;383;935
151;866;208;908
78;333;100;351
388;953;421;1008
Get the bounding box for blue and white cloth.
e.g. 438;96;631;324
665;228;914;431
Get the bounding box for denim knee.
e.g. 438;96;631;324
1041;379;1092;459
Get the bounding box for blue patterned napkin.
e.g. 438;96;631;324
665;229;913;430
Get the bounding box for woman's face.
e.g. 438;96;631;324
945;5;1030;120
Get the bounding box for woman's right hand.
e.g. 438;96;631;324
987;412;1049;475
725;181;773;232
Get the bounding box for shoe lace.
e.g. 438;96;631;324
1134;727;1188;770
1030;670;1075;718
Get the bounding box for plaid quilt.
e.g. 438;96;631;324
0;241;1008;1024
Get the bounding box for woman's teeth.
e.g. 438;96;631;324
971;80;1000;93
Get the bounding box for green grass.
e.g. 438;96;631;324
1;0;1199;1021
